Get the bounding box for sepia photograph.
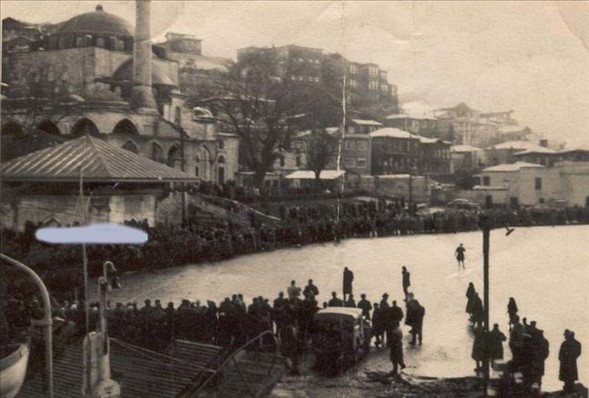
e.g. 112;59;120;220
0;1;588;397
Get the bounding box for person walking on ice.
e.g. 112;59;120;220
455;243;466;269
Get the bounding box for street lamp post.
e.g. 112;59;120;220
481;214;491;389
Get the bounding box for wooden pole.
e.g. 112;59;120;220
482;215;491;389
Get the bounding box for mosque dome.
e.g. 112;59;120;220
59;5;133;37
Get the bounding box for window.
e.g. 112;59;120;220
483;176;490;186
357;141;368;151
535;177;542;190
349;64;357;74
345;140;356;150
356;158;367;168
344;158;356;167
217;138;225;150
296;155;301;167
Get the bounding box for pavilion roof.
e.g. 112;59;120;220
1;135;199;183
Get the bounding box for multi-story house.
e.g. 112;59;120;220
369;128;421;175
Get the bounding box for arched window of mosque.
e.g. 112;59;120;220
122;141;139;154
71;118;99;136
36;120;61;135
217;138;224;150
96;37;105;48
168;145;182;169
76;36;84;48
151;142;164;163
85;35;93;46
174;107;182;127
113;119;139;135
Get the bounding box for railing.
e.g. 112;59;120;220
192;330;281;397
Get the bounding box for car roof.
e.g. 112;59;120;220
315;307;363;319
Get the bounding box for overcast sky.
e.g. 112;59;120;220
3;1;589;146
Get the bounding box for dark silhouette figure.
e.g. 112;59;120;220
389;326;406;375
559;329;582;392
470;292;484;329
409;300;425;345
488;323;507;360
401;266;411;297
357;293;372;320
328;291;343;307
343;267;354;302
465;282;476;318
507;297;518;331
472;325;488;373
455;243;466;269
533;329;549;389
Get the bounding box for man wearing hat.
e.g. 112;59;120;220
559;329;582;392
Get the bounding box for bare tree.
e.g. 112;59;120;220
304;129;338;189
202;50;304;190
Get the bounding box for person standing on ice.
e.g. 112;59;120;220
389;325;406;375
455;243;466;269
507;297;519;331
559;329;582;393
401;266;411;297
343;267;354;302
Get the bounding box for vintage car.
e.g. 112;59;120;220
447;198;481;211
311;307;371;373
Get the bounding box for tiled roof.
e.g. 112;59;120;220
488;141;541;151
514;147;556;156
482;162;545;172
451;144;483;153
351;119;382;126
19;337;222;398
1;135;199;183
369;128;415;139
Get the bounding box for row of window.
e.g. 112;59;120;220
344;140;369;151
292;57;321;64
481;176;543;190
344;157;368;168
290;75;320;82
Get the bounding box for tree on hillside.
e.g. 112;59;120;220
304;129;339;189
201;51;305;190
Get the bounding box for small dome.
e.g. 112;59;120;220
113;58;178;87
59;5;133;37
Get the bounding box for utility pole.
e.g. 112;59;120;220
481;214;491;390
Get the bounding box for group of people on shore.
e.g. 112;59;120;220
2;266;428;377
2;201;588;295
465;286;583;393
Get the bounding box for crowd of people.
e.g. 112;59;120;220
465;285;583;394
2;202;588;296
1;266;429;376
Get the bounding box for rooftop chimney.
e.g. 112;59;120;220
131;0;157;110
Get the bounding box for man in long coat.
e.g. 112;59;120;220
343;267;354;302
559;329;582;392
401;266;411;297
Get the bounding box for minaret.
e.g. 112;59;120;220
131;0;158;110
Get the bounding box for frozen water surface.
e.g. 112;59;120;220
102;225;589;392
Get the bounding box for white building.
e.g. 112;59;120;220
468;161;589;207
